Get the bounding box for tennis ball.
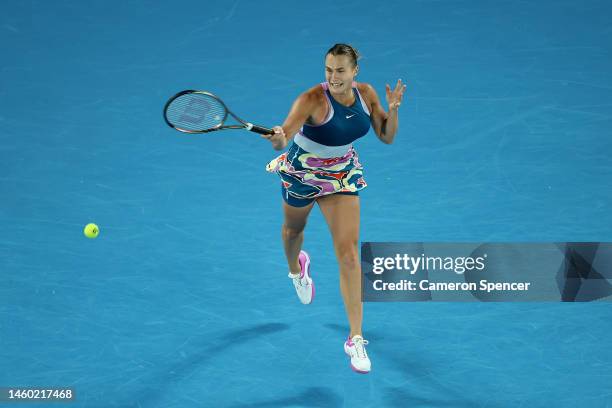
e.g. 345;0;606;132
84;223;99;239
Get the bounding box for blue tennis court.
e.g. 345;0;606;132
2;0;612;406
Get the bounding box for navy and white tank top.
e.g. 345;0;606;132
294;82;371;157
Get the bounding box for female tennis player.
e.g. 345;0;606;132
264;44;405;374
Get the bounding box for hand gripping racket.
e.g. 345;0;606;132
163;90;273;135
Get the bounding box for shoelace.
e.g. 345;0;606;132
353;338;369;359
289;273;308;287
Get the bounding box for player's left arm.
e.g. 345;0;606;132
362;80;406;144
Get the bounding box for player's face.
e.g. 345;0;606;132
325;54;358;95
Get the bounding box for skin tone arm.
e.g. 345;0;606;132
260;90;321;150
364;79;407;144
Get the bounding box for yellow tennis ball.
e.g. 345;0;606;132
84;223;99;239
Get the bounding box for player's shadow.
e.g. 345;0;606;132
323;322;348;334
381;352;489;408
132;322;290;407
320;329;487;408
227;386;342;408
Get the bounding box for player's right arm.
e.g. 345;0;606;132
262;87;320;150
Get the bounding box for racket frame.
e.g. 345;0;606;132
163;90;272;135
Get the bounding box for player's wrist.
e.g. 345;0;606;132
273;138;287;150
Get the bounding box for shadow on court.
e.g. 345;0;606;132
323;323;349;335
131;323;290;407
227;386;343;408
382;352;485;408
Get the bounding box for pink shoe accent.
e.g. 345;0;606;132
345;336;369;374
298;250;310;279
298;250;315;303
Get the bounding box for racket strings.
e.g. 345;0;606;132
166;93;226;131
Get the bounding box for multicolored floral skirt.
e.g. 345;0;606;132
266;142;367;204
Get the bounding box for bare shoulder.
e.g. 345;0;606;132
303;83;326;103
299;84;328;124
356;82;378;99
289;84;324;109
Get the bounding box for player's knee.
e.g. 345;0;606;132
336;240;359;270
282;223;304;240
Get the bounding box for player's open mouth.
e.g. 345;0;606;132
330;82;343;88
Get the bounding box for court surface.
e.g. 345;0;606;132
1;0;612;407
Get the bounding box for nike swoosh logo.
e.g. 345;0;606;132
346;114;356;119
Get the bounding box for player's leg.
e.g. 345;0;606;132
282;189;316;304
282;190;315;273
317;193;370;373
317;193;362;334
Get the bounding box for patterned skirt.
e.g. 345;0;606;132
266;142;367;201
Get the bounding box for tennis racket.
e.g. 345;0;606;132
163;90;274;135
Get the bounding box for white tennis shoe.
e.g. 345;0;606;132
344;335;371;373
288;250;315;304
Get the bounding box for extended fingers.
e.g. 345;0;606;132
395;79;407;94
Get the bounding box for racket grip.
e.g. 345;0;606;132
246;123;274;135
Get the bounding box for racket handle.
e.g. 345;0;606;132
245;123;274;135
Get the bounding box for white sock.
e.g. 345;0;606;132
288;271;300;279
